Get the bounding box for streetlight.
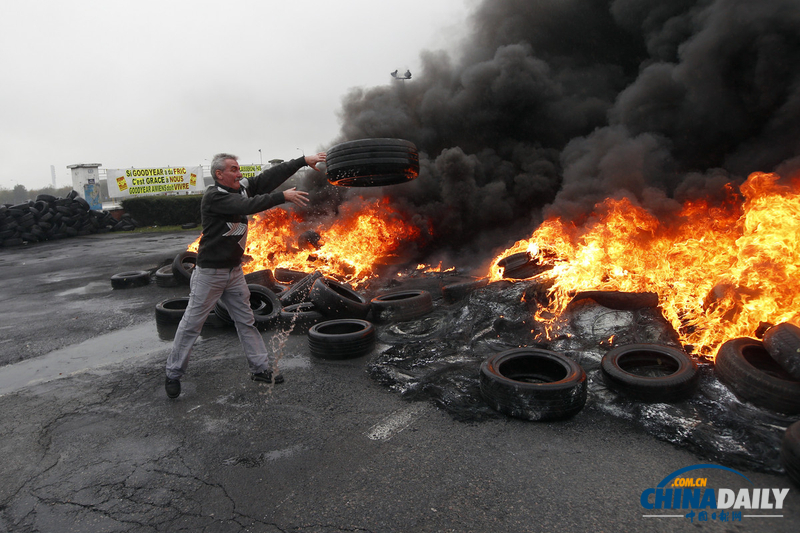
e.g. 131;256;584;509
258;149;262;167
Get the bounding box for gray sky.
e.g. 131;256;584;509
0;0;471;190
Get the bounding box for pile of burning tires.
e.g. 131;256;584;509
0;191;138;247
113;252;800;485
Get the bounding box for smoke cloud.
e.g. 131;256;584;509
302;0;800;270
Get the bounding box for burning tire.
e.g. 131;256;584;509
600;344;699;402
308;319;376;360
497;252;538;280
155;297;189;325
370;289;433;323
280;302;325;333
172;251;197;284
308;277;370;319
214;284;282;331
715;337;800;415
110;270;150;289
763;322;800;380
782;421;800;487
479;348;587;421
326;138;419;187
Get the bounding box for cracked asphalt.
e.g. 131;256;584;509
0;231;797;532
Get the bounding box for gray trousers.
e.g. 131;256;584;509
165;265;270;380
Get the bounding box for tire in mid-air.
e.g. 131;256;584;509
326;138;419;187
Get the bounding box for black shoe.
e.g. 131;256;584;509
251;370;284;384
251;370;273;383
165;377;181;398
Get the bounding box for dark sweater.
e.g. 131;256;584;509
196;157;307;268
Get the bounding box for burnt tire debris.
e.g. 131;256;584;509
600;343;699;402
370;289;433;323
762;322;800;380
479;348;588;421
715;337;800;415
1;191;139;248
308;319;376;360
325;138;420;187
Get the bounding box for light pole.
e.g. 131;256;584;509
258;149;262;168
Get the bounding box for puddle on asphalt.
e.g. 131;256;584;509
56;281;111;297
0;322;169;397
0;320;312;397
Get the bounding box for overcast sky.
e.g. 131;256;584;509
0;0;472;190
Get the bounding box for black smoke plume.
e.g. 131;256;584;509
301;0;800;271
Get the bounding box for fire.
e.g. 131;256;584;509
187;198;422;286
489;172;800;359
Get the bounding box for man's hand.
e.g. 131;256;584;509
283;187;309;207
305;152;327;170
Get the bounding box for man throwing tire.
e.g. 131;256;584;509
165;151;325;399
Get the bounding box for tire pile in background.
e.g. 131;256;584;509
0;191;139;248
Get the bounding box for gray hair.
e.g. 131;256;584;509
210;153;238;181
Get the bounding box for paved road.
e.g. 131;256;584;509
0;232;797;532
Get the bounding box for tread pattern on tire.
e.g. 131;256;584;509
111;270;150;289
309;277;369;319
326;138;419;187
715;337;800;415
308;319;376;360
480;348;587;421
370;289;433;323
155;297;189;325
600;343;699;402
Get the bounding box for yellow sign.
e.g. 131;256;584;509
106;166;204;198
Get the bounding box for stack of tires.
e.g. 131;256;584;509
1;191;137;247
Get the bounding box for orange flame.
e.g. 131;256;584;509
489;171;800;359
188;198;422;286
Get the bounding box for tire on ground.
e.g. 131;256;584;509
280;302;325;333
441;278;489;303
308;277;369;319
279;271;323;306
155;297;189;325
155;264;180;287
308;319;376;360
370;289;433;323
244;268;276;288
763;322;800;380
172;251;197;284
110;270;150;289
214;284;282;331
600;343;699;402
480;348;587;421
715;337;800;415
782;420;800;487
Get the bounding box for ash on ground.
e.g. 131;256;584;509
366;275;798;474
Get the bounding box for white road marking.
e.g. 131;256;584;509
366;403;427;441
